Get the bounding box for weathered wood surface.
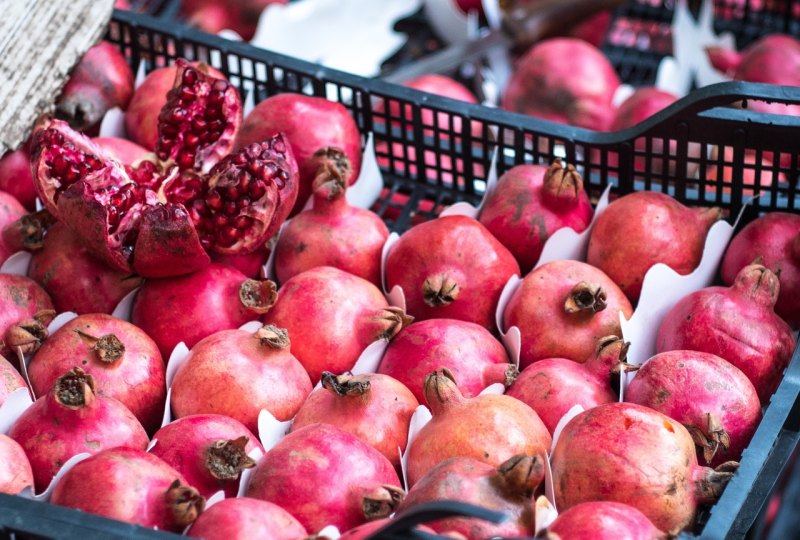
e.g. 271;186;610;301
0;0;115;154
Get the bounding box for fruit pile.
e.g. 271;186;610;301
0;21;799;540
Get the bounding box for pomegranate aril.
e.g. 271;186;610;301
234;216;252;229
249;182;266;199
224;201;238;215
218;226;239;246
207;191;223;209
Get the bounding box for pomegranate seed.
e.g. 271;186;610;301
248;162;264;177
214;214;229;227
247;143;261;156
273;140;286;154
191;118;207;131
107;206;120;228
249;181;267;199
192;199;211;217
182;68;197;85
207;119;224;131
212;79;229;92
224;185;239;199
236;196;251;209
184;133;200;148
53;155;68;176
236;170;250;190
109;192;125;207
206;191;223;210
223;201;238;215
234;215;252;230
170;108;188;123
217;226;239;246
234;153;248;165
178;152;195;169
161;124;179;137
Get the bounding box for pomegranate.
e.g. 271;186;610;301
502;38;621;131
131;263;277;357
586;191;721;303
150;414;263;498
378;318;515;403
235;93;362;214
393;74;479;136
478;160;593;273
657;263;796;403
506;336;631;435
180;0;288;40
27;313;165;432
0;190;27;263
706;147;784;195
0;273;54;361
339;519;436;539
611;87;678;131
2;207;56;255
551;402;737;532
291;372;419;467
626;350;761;467
55;41;135;133
406;370;551;486
274;147;389;285
210;245;270;278
27;223;143;315
543;501;667;540
125;63;227;151
0;356;27;406
0;147;37;210
92;136;150;165
398;455;541;539
32;60;299;278
187;497;306;540
721;212;800;328
385;215;520;331
0;434;33;494
9;368;148;490
51;447;205;531
569;10;613;47
246;423;404;533
171;325;312;432
263;266;411;384
503;260;633;368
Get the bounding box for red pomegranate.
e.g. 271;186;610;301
385;215;520;331
210;245;270;278
51;447;205;532
407;370;551;486
246;423;404;533
171;325;312;433
398;455;541;539
0;356;27;406
187;497;306;540
33;60;299;278
150;414;264;498
27;223;143;315
27;313;165;432
0;434;33;494
9;368;148;490
131;263;277;357
235;93;362;214
1;207;57;256
720;212;800;328
0;147;37;210
551;402;737;532
55;42;134;133
478;160;593;273
291;372;419;467
543;501;667;540
378;318;515;403
393;74;479;136
263;265;411;384
507;335;630;435
611;88;678;131
569;10;613;47
657;264;796;403
503;260;633;368
274;147;389;286
587;191;721;303
0;273;54;361
502;38;621;131
92;137;150;165
180;0;288;40
0;190;27;265
339;519;436;539
626;350;762;467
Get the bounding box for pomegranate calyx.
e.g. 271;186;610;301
239;279;277;314
54;367;96;409
75;330;126;363
542;159;584;206
320;371;370;397
495;454;545;496
5;309;57;356
694;206;723;229
686;413;732;465
311;147;352;201
255;325;290;349
2;209;56;252
504;364;520;386
423;273;460;307
361;485;405;520
695;463;737;504
165;479;206;528
564;281;607;314
205;436;257;480
375;307;414;341
732;264;780;307
423;369;464;413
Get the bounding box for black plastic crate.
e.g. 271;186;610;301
2;8;800;540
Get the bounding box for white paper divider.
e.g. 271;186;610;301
550;405;585;456
347;133;384;210
263;220;289;282
690;0;738;88
534;495;559;536
494;275;523;369
612;84;636;108
380;232;406;310
238;320;264;333
400;405;433;491
316;525;341;539
17;452;91;502
423;0;470;45
543;451;556;509
478;383;506;396
0;251;31;275
257;409;293;452
252;0;420;77
205;490;226;509
0;387;34;434
160;343;191;427
112;287;140;322
237;446;264;497
134;61;148;88
146;438;158;452
440;148;499;219
48;312;77;335
242;82;257;118
98;107;127;139
350;340;390;375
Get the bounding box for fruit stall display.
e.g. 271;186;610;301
0;4;799;540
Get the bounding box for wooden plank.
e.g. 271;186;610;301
0;0;115;154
